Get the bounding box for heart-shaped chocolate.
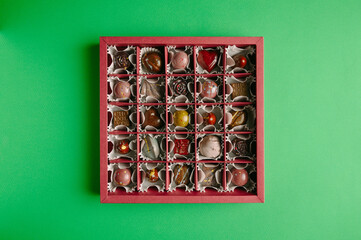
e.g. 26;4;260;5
197;50;218;72
142;107;163;129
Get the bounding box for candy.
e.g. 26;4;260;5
173;165;190;185
142;52;162;73
231;168;248;186
199;165;221;186
113;111;130;127
117;140;130;154
114;51;130;70
114;168;131;186
199;135;221;158
140;79;163;100
171;51;189;70
231;82;248;99
232;54;247;68
197;50;218;72
200;80;218;99
172;79;187;96
229;111;247;129
142;107;163;129
174;139;190;155
142;136;160;160
232;139;248;156
173;110;189;127
114;81;131;99
202;112;216;125
147;168;159;182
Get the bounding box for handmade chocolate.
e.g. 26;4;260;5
173;110;189;127
173;165;190;185
114;51;130;70
232;54;247;68
231;168;248;186
197;50;218;72
232;139;248;156
229;111;247;129
200;165;220;186
113;111;130;127
114;168;131;186
117;139;130;154
171;51;189;70
231;82;248;99
202;112;216;125
142;107;163;129
114;81;131;99
142;135;160;160
140;79;163;100
142;52;162;73
199;135;221;158
174;139;190;155
200;80;218;99
146;168;159;182
172;79;187;96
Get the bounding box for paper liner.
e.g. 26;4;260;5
196;105;223;132
168;134;195;160
108;163;137;193
107;76;137;103
225;75;256;103
139;76;166;103
225;134;256;161
139;163;166;192
225;45;255;73
197;134;224;160
195;46;224;74
107;105;137;132
196;76;223;103
225;105;256;132
139;134;166;161
139;105;166;132
169;163;195;192
108;134;137;160
139;47;164;74
107;45;137;74
225;163;256;192
167;46;193;74
167;76;194;103
168;105;195;132
197;163;223;192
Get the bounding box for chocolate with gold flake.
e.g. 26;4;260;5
113;111;130;127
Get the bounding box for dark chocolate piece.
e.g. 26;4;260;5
142;107;163;129
140;79;163;100
172;79;187;96
114;52;130;70
142;52;162;73
232;139;249;156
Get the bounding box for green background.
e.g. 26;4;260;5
1;0;360;239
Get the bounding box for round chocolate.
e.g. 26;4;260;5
142;52;162;73
114;81;131;99
172;79;187;96
114;168;131;186
202;112;216;125
173;165;190;185
232;54;247;68
173;110;189;127
232;139;248;156
147;168;159;182
142;135;160;160
117;139;130;154
231;168;248;186
200;80;218;99
171;51;189;70
114;52;130;69
199;135;221;158
142;107;163;129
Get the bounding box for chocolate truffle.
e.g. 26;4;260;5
142;107;163;129
231;168;248;186
173;165;190;185
171;51;189;70
232;139;248;156
173;110;189;127
199;135;221;158
200;80;218;99
114;51;131;70
117;139;130;154
229;111;247;129
200;165;220;186
113;111;130;127
140;79;163;100
114;81;131;99
174;139;190;155
172;79;187;96
142;52;162;73
197;50;218;72
202;112;216;125
114;168;131;186
232;54;247;68
146;168;159;182
142;135;160;160
231;82;248;99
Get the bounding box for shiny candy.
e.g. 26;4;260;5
173;110;189;127
229;110;247;129
117;140;130;154
174;139;190;155
171;51;189;70
142;136;160;160
197;50;218;72
114;168;131;186
231;168;248;186
114;52;130;70
172;79;187;96
114;81;131;99
202;112;216;125
173;165;191;185
232;54;247;68
199;135;221;158
142;52;162;73
232;139;248;156
142;107;163;129
200;80;218;99
147;168;159;182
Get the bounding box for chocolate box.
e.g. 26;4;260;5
100;37;264;203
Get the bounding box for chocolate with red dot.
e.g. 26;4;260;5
172;79;187;96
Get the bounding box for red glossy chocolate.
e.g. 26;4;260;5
114;168;131;186
200;80;218;99
117;140;130;154
147;168;159;182
203;112;216;125
197;50;218;72
231;168;248;186
174;139;190;155
233;54;247;68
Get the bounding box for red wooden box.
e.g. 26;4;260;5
100;37;264;203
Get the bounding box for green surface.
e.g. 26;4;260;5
1;0;360;239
